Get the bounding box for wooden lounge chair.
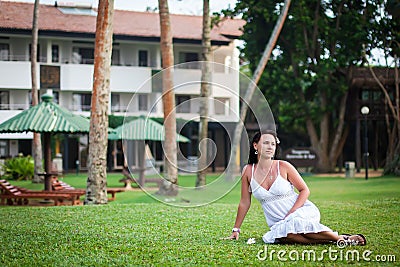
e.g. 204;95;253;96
0;179;81;206
52;179;125;201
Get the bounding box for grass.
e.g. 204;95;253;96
0;173;399;266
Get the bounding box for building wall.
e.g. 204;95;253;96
0;32;241;171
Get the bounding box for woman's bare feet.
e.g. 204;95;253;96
338;234;367;246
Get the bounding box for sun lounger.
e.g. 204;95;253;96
0;179;81;206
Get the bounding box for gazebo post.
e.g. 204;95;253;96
138;141;146;187
43;132;52;191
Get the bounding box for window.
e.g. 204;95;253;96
52;45;59;63
0;43;9;61
29;44;41;62
52;91;59;104
176;95;191;113
0;91;9;110
138;50;148;67
72;47;94;64
178;52;199;69
214;98;229;115
138;94;148;111
112;49;120;65
179;52;199;62
0;140;8;158
58;7;97;16
72;93;91;111
111;93;120;112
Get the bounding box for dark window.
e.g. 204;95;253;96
52;91;59;104
52;45;59;63
29;44;41;62
138;50;148;67
0;91;9;110
72;93;91;111
176;95;190;113
111;93;120;112
112;49;120;65
178;52;199;69
0;43;10;61
138;94;148;111
0;140;8;158
180;52;199;62
72;47;94;64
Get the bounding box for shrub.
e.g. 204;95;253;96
1;155;34;181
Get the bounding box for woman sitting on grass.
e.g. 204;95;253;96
226;130;367;245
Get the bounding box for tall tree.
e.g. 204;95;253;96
31;0;43;183
225;0;292;180
157;0;178;196
84;0;114;205
230;0;387;172
196;0;211;188
369;0;400;175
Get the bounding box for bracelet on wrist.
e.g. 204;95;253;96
232;227;240;233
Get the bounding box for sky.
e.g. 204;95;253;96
6;0;239;15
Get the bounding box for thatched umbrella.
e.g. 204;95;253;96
109;116;190;185
0;94;92;191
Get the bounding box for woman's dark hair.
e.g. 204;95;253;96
248;130;280;164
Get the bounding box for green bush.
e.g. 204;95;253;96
1;155;34;181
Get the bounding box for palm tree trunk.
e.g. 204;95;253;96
31;0;43;184
225;0;291;180
157;0;178;196
84;0;114;205
196;0;211;188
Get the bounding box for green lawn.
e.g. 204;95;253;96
0;173;399;266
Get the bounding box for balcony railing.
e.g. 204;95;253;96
0;103;29;110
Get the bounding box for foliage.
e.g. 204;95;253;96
0;175;399;266
1;155;34;181
222;0;397;172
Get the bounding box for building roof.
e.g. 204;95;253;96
0;1;245;44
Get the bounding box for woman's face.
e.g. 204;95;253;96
253;133;276;159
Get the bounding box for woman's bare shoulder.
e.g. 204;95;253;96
241;164;253;180
242;164;252;174
278;160;295;169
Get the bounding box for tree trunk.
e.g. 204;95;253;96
196;0;211;188
157;0;178;196
366;55;400;175
31;0;43;184
225;0;291;180
84;0;114;205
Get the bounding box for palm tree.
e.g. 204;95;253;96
226;0;292;180
84;0;114;204
31;0;43;183
196;0;211;188
157;0;178;196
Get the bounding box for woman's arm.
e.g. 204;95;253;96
226;165;252;240
281;161;310;218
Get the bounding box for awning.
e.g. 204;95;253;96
109;116;190;143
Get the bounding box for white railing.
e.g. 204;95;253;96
0;104;29;110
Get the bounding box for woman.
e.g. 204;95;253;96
226;130;366;245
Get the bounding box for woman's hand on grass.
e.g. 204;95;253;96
224;232;239;240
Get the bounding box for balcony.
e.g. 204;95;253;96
0;61;152;93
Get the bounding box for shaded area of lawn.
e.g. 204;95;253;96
8;172;400;204
1;174;399;266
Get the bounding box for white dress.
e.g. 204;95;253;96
250;161;335;243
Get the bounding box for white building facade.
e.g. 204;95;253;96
0;1;244;172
